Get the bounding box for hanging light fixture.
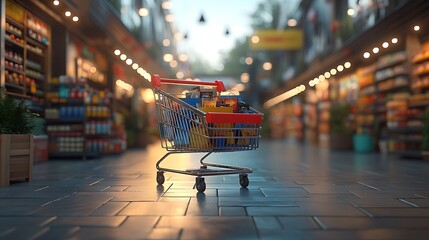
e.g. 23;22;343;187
225;27;230;36
199;13;206;23
183;32;189;39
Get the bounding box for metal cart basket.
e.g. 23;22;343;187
151;74;263;192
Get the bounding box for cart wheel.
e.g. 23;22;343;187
196;177;206;192
239;174;249;188
200;165;208;169
156;171;165;185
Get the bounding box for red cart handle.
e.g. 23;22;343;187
151;74;226;92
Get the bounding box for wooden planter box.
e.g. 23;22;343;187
0;134;34;187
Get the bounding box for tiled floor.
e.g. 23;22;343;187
2;139;429;239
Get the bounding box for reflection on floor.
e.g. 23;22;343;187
1;139;429;239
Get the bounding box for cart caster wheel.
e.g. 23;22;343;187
156;171;165;185
196;177;206;192
200;165;208;169
239;174;249;188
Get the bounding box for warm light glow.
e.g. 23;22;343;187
382;42;389;48
392;37;398;44
363;52;371;58
120;54;127;60
72;16;79;22
176;72;184;79
337;65;344;72
53;0;59;6
287;19;297;27
138;8;149;16
162;1;173;9
241;73;249;83
233;83;246;92
264;85;306;108
319;75;326;81
245;57;253;65
90;67;97;73
126;59;133;65
132;63;139;70
347;8;355;16
373;47;379;54
114;49;121;55
179;54;188;62
163;39;171;47
262;62;272;71
330;69;337;75
65;11;71;17
174;32;183;40
170;60;178;68
344;62;352;68
163;54;174;62
414;25;420;31
324;72;331;79
116;79;134;92
309;80;315;87
251;36;260;44
314;77;320;84
141;88;154;103
165;14;174;22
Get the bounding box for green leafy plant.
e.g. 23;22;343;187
0;87;34;134
421;107;429;151
330;103;353;134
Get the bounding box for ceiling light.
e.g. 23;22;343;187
414;25;420;31
373;47;379;54
347;8;355;16
65;11;71;17
337;65;344;72
53;0;59;6
72;16;79;22
126;59;133;65
138;8;149;16
132;63;139;70
114;49;121;55
120;54;127;60
287;19;297;27
324;72;331;78
344;62;352;68
163;39;171;47
363;52;370;58
382;42;389;48
392;37;398;44
330;69;337;75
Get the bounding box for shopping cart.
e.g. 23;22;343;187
151;74;263;192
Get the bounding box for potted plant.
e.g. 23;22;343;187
0;87;35;186
330;103;354;150
421;107;429;160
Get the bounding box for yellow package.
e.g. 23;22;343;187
237;129;257;146
189;126;211;148
198;106;234;113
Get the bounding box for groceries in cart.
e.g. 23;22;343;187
151;74;263;192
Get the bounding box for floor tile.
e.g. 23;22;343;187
119;202;188;216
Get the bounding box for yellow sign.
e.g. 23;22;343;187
250;29;303;50
6;0;25;24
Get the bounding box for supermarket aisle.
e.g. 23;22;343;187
2;139;429;239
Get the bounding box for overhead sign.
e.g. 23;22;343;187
250;29;303;50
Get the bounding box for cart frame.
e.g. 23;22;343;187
151;74;263;192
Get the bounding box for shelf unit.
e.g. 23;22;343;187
304;89;318;144
375;51;413;154
356;64;376;135
316;80;330;147
3;6;50;117
45;74;113;159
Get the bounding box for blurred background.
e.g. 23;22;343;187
1;0;429;160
